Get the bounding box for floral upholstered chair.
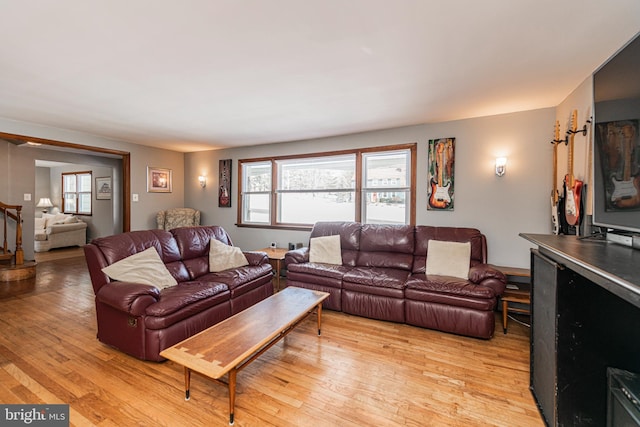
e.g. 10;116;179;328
156;208;201;230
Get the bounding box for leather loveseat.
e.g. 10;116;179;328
84;226;273;361
284;222;506;339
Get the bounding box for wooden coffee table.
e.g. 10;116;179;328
160;286;329;425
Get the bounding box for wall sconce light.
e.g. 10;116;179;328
198;175;207;188
36;197;54;213
495;157;507;177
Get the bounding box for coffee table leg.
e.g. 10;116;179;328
184;367;191;401
228;368;237;425
317;303;323;336
502;299;508;334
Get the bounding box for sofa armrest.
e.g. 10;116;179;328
243;250;269;266
468;264;507;296
47;221;87;234
284;247;309;267
96;282;160;316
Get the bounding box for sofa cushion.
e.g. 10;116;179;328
92;229;183;266
310;222;361;266
309;235;342;265
405;273;496;299
146;281;230;317
343;267;410;291
198;263;273;290
102;247;177;290
171;226;234;279
209;238;248;272
356;224;414;270
425;240;471;279
413;226;486;274
43;213;77;227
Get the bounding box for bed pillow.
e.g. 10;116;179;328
309;235;342;265
426;240;471;279
101;247;177;289
209;238;249;272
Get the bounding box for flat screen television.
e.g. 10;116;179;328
593;31;640;235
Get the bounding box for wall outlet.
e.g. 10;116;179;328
24;193;31;201
132;194;139;202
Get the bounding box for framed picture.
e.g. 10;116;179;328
95;177;112;200
427;137;455;211
219;159;232;207
147;167;172;193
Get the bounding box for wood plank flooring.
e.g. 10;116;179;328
0;254;544;426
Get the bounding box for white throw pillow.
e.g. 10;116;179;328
42;213;56;228
209;238;248;272
34;218;46;230
309;235;342;265
101;247;177;289
425;240;471;279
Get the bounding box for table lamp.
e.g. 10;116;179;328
36;197;54;214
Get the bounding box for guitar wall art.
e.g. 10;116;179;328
428;137;455;211
595;119;640;211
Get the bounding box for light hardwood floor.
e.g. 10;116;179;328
0;254;544;426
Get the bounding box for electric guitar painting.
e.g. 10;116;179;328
564;110;583;226
611;122;640;208
551;120;561;234
429;141;451;209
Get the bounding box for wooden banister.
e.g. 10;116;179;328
0;201;24;265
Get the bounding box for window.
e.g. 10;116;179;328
62;171;92;215
239;144;415;228
362;150;411;224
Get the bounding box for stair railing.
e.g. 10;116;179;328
0;201;24;265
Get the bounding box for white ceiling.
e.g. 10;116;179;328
1;1;639;153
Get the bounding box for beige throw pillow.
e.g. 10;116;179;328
34;217;46;230
209;238;248;272
309;235;342;265
426;240;471;279
101;247;177;289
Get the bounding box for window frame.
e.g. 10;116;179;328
237;143;416;230
62;171;93;215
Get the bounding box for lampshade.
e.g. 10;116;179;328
36;198;53;208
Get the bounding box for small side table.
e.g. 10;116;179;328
492;265;531;334
258;248;288;291
501;289;531;334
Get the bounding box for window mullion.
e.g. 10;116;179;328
355;151;362;223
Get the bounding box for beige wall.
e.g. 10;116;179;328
0;119;185;260
0;78;598;267
185;108;555;268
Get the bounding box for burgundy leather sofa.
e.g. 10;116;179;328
84;226;273;361
285;222;506;339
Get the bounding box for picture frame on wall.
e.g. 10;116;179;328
95;176;112;200
219;159;232;207
147;167;172;193
427;137;455;211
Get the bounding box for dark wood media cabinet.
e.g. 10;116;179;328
521;233;640;426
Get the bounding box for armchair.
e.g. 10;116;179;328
156;208;200;231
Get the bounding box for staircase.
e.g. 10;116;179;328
0;201;36;281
